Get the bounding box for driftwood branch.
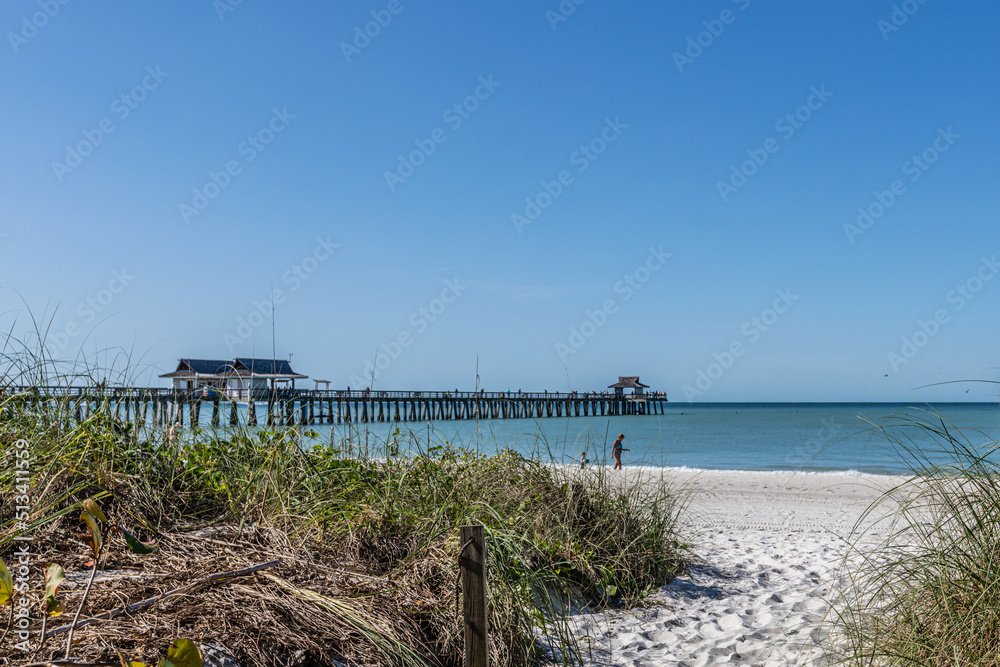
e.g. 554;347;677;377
43;559;281;639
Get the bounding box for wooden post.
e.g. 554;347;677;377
460;525;488;667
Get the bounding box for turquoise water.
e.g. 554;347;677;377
272;402;1000;475
172;402;1000;474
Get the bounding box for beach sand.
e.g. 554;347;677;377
566;468;906;666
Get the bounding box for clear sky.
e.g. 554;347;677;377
1;0;997;402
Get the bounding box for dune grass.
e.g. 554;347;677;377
832;406;1000;666
0;348;688;666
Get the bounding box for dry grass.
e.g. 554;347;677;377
832;408;1000;666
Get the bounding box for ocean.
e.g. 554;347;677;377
287;402;1000;475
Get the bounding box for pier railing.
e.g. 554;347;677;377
0;386;665;399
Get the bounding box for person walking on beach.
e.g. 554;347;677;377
612;433;627;470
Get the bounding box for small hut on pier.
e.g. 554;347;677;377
608;376;649;398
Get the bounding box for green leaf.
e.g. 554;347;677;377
115;649;146;667
115;526;158;555
81;511;104;558
0;559;13;606
603;584;617;597
82;498;109;525
44;563;65;617
157;639;203;667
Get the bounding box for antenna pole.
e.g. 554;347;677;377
475;355;480;454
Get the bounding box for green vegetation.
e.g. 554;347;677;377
833;407;1000;666
0;354;687;665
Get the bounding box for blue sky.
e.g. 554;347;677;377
1;0;997;402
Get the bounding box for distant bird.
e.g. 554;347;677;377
966;389;971;393
884;374;888;377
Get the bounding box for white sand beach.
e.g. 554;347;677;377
567;469;907;666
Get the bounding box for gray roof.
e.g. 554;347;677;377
160;358;306;379
608;376;649;389
233;358;306;378
160;359;234;377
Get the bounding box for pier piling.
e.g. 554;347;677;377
2;387;668;431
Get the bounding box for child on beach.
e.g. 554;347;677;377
612;433;627;470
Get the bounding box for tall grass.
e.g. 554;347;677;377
833;406;1000;666
0;345;688;666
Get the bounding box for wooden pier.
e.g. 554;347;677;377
0;387;668;428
